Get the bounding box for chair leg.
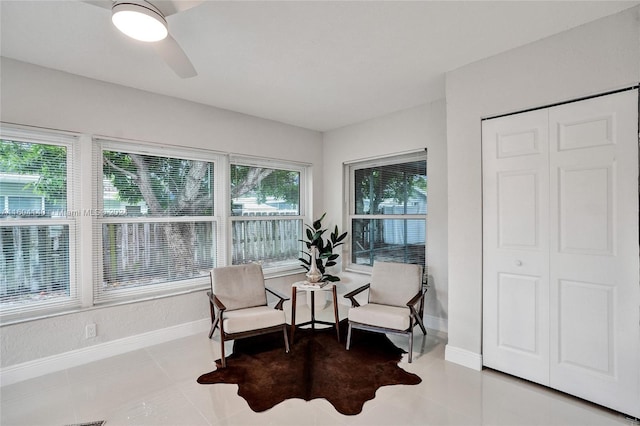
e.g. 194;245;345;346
219;335;227;368
219;319;227;368
411;306;428;336
208;316;219;339
283;325;290;353
346;322;353;350
408;331;413;363
415;313;427;335
208;301;218;338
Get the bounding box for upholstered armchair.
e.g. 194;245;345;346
207;263;290;368
343;261;427;363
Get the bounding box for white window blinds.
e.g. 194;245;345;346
0;126;80;321
229;157;307;275
93;139;221;304
346;151;427;272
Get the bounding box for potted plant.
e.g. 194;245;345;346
299;213;348;282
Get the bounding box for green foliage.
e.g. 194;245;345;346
0;140;67;205
355;161;426;214
1;141;299;219
103;151;141;204
230;165;299;204
298;213;348;282
102;151;213;215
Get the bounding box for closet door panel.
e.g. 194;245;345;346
482;109;550;385
558;163;613;255
548;90;639;417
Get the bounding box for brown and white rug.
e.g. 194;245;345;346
197;321;421;415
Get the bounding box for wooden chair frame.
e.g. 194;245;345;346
343;283;427;363
207;287;290;368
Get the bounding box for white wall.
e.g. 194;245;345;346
445;6;640;370
0;58;322;370
322;100;448;332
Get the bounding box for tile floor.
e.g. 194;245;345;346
1;303;637;426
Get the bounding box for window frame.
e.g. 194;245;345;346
228;155;310;277
93;138;223;305
344;150;427;274
0;126;81;322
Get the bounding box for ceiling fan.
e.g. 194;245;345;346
84;0;201;78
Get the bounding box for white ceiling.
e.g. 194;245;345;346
1;1;638;131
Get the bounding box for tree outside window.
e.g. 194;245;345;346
348;155;427;269
96;146;217;302
230;163;304;272
0;136;77;317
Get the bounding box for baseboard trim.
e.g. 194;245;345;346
424;314;448;333
444;344;483;371
0;318;210;386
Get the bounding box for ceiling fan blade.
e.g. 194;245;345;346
153;34;197;78
82;0;203;16
152;0;204;17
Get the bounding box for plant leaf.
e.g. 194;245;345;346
312;212;326;230
311;230;325;242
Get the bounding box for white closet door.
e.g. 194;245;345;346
482;109;550;386
483;89;639;418
548;90;639;417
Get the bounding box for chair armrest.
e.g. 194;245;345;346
266;287;290;310
406;290;424;308
343;283;370;307
208;291;227;312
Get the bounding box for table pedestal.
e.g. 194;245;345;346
290;282;340;343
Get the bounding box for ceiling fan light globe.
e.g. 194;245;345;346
112;3;168;42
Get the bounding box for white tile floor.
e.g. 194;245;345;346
1;304;637;426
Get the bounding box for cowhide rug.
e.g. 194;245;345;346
197;320;421;415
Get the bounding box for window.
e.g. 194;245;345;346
346;151;427;271
1;126;309;321
229;158;306;275
0;127;79;320
94;140;220;303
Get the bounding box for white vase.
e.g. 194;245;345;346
305;245;322;283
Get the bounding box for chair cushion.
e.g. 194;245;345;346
223;306;286;334
370;262;422;307
212;264;267;311
348;303;411;331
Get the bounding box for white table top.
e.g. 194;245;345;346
292;281;335;291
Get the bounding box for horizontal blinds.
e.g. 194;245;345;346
93;139;220;304
347;151;427;274
229;161;305;273
0;126;81;321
